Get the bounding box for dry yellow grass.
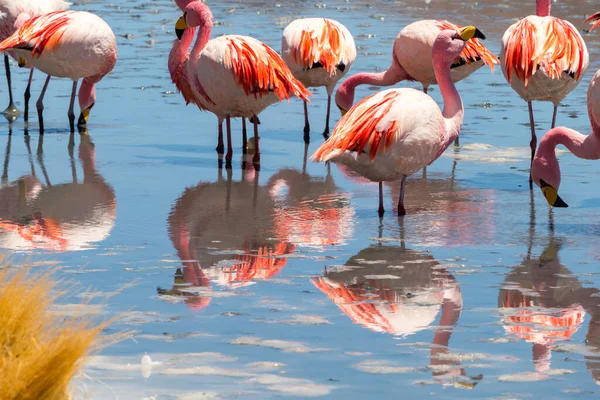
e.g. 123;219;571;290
0;260;117;400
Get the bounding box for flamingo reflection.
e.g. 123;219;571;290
162;166;295;310
0;132;116;251
268;144;354;249
312;225;480;387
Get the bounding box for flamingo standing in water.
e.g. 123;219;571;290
529;14;600;209
501;0;588;187
0;10;117;133
335;20;498;114
281;18;356;139
169;1;311;165
312;26;486;216
0;0;69;119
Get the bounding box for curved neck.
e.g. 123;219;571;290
343;59;410;92
168;27;196;82
433;52;464;150
536;0;551;17
538;127;600;162
190;24;212;64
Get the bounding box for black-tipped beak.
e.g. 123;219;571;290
473;28;486;40
539;178;569;208
553;194;569;208
175;15;187;40
176;28;185;40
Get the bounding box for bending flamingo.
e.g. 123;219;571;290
312;26;486;216
335;20;497;114
501;0;588;186
281;18;356;139
0;0;69;119
0;10;117;133
529;14;600;209
169;1;311;165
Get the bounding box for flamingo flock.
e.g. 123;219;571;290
0;0;598;216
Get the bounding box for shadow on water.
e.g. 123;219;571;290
0;131;116;251
498;192;600;385
311;220;483;389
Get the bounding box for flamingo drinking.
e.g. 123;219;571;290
0;0;69;119
169;1;311;165
281;18;356;139
312;26;486;217
335;20;498;115
0;10;117;133
501;0;588;187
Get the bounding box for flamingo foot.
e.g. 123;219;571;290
2;102;19;120
453;136;459;147
378;205;385;218
216;143;224;154
397;205;406;216
323;128;329;139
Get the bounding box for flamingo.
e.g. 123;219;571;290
0;0;69;119
0;10;117;133
335;20;498;115
501;0;588;187
169;1;311;165
312;26;486;217
529;13;600;209
281;18;356;139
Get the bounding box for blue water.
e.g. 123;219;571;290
2;0;600;398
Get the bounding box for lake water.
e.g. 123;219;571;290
3;0;600;398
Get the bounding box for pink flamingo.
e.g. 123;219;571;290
335;20;497;115
501;0;588;187
281;18;356;139
529;13;600;208
169;1;311;165
0;10;117;133
312;26;486;217
0;0;69;119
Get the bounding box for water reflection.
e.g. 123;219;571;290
312;224;480;387
163;167;295;310
269;144;354;249
498;201;600;384
0;133;116;251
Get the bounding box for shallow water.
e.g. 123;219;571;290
3;0;600;398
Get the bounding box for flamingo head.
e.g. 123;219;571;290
585;12;600;32
531;148;568;208
176;1;213;40
77;81;96;128
335;80;353;117
433;26;486;66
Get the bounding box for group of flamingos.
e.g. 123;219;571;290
0;0;599;216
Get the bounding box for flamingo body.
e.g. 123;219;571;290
0;11;116;80
281;18;356;90
397;20;496;89
501;16;588;105
314;88;444;182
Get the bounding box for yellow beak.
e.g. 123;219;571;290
459;26;486;41
17;57;27;68
175;16;188;40
539;179;568;208
339;108;347;117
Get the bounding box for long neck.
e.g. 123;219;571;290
343;58;410;92
433;52;464;151
536;0;551;17
190;24;212;64
168;27;196;83
538;126;600;162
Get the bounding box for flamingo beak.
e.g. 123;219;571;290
539;179;568;208
459;26;486;41
337;106;347;116
175;16;187;40
77;107;91;127
17;57;27;68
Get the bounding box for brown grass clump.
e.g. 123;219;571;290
0;261;115;400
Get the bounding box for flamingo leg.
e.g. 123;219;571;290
216;119;224;154
528;101;537;188
3;54;18;117
67;80;78;133
36;75;51;134
551;105;558;129
323;95;331;138
24;69;34;122
225;115;232;167
397;176;407;216
423;85;428;94
303;100;310;140
252;114;260;165
242;117;247;154
378;181;385;217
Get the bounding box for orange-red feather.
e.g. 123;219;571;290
0;10;73;57
504;17;585;86
435;20;499;70
313;91;400;162
224;37;311;101
293;19;347;76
